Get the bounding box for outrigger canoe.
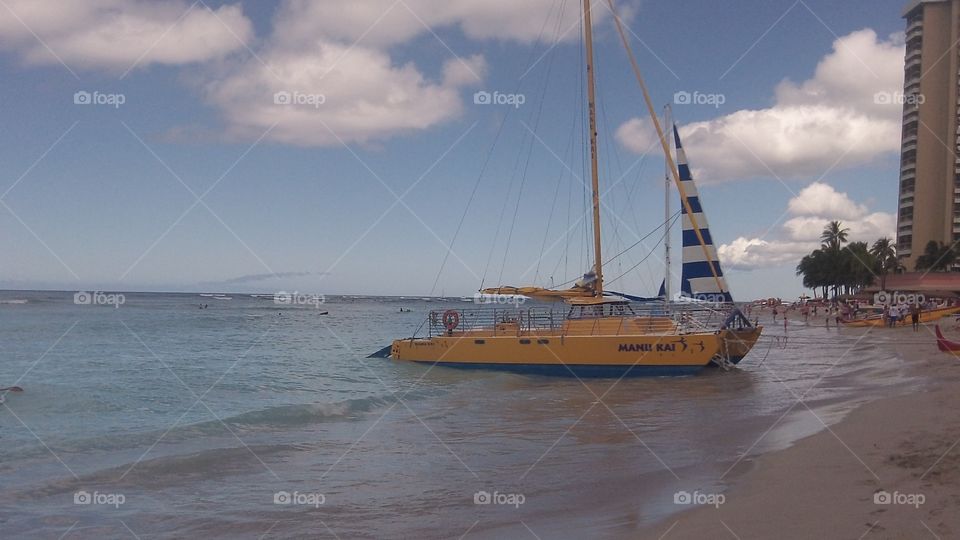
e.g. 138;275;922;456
935;325;960;352
841;306;960;328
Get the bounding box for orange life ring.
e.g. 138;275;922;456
442;310;460;331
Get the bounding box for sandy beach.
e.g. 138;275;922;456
641;323;960;539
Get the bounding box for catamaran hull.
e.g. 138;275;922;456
405;361;704;377
390;333;722;377
710;327;763;366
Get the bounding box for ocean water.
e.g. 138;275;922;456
0;291;918;539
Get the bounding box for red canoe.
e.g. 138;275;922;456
935;325;960;352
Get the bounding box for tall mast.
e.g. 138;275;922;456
582;0;603;296
663;104;672;304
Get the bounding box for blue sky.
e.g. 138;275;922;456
0;0;910;299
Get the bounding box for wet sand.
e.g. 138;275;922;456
642;323;960;539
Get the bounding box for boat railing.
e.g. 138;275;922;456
423;303;745;337
425;307;560;337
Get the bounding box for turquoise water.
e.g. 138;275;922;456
0;291;916;538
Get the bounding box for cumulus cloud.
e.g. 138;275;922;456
204;44;486;146
0;0;627;145
614;118;664;155
718;182;896;270
270;0;609;49
200;0;612;146
0;0;252;70
786;181;867;220
617;29;905;182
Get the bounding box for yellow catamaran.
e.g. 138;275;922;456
386;0;760;376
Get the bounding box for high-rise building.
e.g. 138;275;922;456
896;0;960;269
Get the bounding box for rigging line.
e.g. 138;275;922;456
480;2;566;290
535;95;580;285
605;210;679;268
597;72;649;251
433;109;509;295
557;158;575;284
481;125;530;288
577;5;588;277
605;0;724;294
439;0;562;295
549;209;679;290
603;238;662;287
593;47;660;296
604;212;680;287
534;2;579;288
496;2;566;288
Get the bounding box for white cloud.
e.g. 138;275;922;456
0;0;626;145
270;0;610;49
0;0;252;70
614;118;663;155
199;0;623;146
617;29;905;182
786;181;867;220
718;181;896;270
719;237;816;270
204;44;486;146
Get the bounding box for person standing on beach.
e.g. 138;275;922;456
911;303;921;331
772;306;778;322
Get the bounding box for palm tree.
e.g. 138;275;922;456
915;241;957;272
797;251;828;298
820;221;850;253
869;237;899;290
843;241;875;294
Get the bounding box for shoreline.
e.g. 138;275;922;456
639;324;960;539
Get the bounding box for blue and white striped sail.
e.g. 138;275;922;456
674;125;733;303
